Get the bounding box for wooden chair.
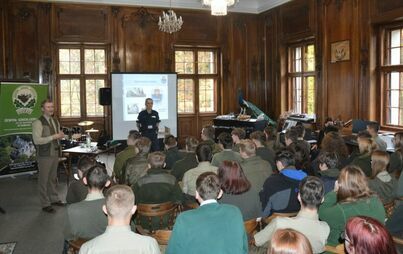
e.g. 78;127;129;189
135;202;179;235
263;212;298;225
324;244;345;254
383;200;395;218
67;238;88;254
152;229;172;245
244;218;260;246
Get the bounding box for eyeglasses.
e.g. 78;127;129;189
340;231;351;244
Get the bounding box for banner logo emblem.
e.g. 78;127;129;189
12;86;37;115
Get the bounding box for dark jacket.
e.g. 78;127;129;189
318;168;339;194
123;152;148;186
219;188;261;220
368;171;397;204
351;153;371;177
164;147;185;170
389;151;403;176
171;152;198;181
260;168;307;217
200;139;222;155
66;180;88;204
256;146;276;170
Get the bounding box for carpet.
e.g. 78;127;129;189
0;242;16;254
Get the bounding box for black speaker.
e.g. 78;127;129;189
99;88;111;106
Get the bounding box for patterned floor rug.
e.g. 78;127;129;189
0;242;16;254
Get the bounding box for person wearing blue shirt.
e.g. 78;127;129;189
137;98;161;152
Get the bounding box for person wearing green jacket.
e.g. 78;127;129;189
350;132;376;177
112;130;140;183
319;165;385;246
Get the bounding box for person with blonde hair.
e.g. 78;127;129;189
79;185;160;254
368;151;397;203
269;228;313;254
319;166;385;246
350;132;377;177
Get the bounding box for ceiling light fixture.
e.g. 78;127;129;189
202;0;239;16
158;0;183;34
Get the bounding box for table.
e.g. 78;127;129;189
62;142;121;184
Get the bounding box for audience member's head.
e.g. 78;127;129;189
164;135;177;149
345;216;397;254
285;128;299;146
323;125;339;135
366;122;380;137
393;132;403;152
370;151;389;179
217;132;234;149
218;161;251;195
317;152;339;171
336;166;373;203
250;131;266;148
195;172;222;202
77;155;97;179
298;176;324;210
239;139;256;159
321;131;349;159
276;150;296;170
201;125;215;141
357;135;376;154
264;125;277;141
83;164;110;191
269;228;313;254
294;124;306;139
127;130;141;146
323;117;333;127
185;136;199;152
287;141;310;170
135;137;152;154
196;144;213;162
147;151;166;169
103;185;136;222
231;128;246;144
357;130;372;140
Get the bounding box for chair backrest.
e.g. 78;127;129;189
325;244;345;254
136;201;179;234
263;212;298;224
68;238;88;254
152;229;172;245
244;218;259;235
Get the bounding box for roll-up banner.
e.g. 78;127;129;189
0;82;48;176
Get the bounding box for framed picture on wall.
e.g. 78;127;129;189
331;40;350;63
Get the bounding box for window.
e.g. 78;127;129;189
57;46;107;118
381;25;403;126
288;43;316;114
175;48;218;114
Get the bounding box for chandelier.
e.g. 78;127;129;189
158;1;183;34
202;0;239;16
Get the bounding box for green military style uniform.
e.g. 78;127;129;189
113;145;137;183
240;155;273;191
170;152;198;181
123;151;148;186
211;149;242;167
350;153;372;177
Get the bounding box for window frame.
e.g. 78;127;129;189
286;41;316;114
174;46;220;115
55;44;109;120
379;22;403;129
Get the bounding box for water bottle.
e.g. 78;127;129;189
86;134;91;148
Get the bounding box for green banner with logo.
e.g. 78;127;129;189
0;82;48;175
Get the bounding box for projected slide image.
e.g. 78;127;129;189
126;87;146;97
127;104;139;114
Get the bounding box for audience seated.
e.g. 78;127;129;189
171;136;199;181
182;144;218;196
79;185;160;254
250;130;276;170
134;152;183;231
239;139;273;192
345;216;397;254
123;137;151;186
294;124;311;156
389;132;403;177
284;128;299;147
166;172;248;254
112;130;141;184
163;134;185;170
217;161;261;220
211;132;242;167
287;141;311;175
317;152;339;194
264;125;283;152
260;150;307;217
255;176;329;254
319;166;385;246
231;128;246;152
64;164;110;243
386;171;403;237
367;121;387;152
200;125;222;154
350;132;376;177
368;151;397;204
66;156;96;204
269;228;313;254
316;117;337;148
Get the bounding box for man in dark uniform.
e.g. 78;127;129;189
137;98;160;152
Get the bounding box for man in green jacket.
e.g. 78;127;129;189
171;136;199;181
112;130;140;183
123;137;151;186
167;172;248;254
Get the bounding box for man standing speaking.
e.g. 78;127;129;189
32;99;65;213
137;98;160;152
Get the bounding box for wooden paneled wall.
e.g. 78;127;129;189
1;0;403;134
